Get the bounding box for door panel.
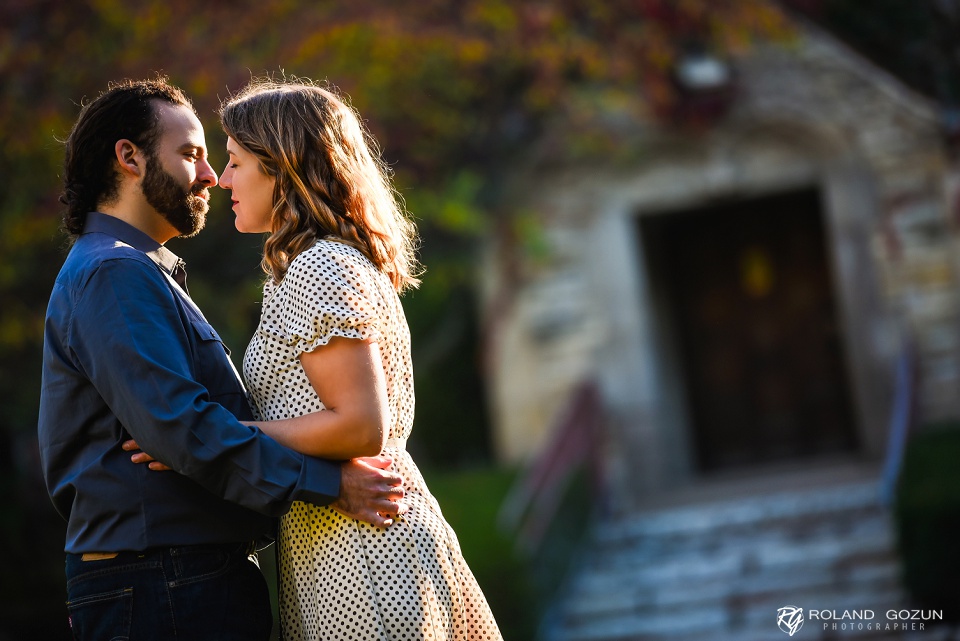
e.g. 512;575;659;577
640;188;858;471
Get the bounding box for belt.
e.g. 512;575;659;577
77;540;257;562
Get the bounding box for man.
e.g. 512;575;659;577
38;77;406;640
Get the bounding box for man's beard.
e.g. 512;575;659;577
141;156;208;238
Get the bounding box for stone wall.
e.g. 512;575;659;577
481;22;960;502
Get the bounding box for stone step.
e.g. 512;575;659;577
582;515;894;575
566;554;900;621
598;479;883;543
558;589;908;641
601;510;886;549
545;474;908;641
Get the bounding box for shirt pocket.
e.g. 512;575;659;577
191;319;231;356
183;313;251;418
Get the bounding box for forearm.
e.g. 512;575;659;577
251;408;385;459
107;359;342;512
75;259;342;512
252;337;390;459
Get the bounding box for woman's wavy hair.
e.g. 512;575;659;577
219;77;421;293
59;77;193;236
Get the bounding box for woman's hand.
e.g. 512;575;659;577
121;439;172;471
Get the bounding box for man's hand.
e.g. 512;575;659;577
122;439;172;471
124;440;407;527
332;456;407;528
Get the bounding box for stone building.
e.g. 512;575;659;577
481;17;960;510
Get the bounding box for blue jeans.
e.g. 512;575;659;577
65;542;272;641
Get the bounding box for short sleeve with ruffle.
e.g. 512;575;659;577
279;241;385;354
243;238;503;641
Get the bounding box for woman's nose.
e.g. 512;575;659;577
218;164;232;189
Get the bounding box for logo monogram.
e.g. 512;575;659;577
778;606;804;636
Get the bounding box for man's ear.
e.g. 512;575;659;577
114;139;144;178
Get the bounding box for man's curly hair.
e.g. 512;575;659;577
60;77;194;236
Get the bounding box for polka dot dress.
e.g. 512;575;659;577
243;240;503;641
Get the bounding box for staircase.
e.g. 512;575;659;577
543;465;938;641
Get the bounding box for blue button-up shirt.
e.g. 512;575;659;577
39;213;340;554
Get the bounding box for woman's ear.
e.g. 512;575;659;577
114;139;144;178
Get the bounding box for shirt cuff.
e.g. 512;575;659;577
292;456;342;506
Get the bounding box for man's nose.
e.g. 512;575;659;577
197;158;218;188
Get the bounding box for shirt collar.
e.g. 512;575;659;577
82;212;184;275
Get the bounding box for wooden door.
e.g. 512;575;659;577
640;188;858;471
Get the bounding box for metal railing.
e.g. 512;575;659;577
879;333;918;505
497;379;606;553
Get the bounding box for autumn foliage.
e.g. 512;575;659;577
0;1;802;636
0;0;791;428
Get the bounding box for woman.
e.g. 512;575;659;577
218;78;502;641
